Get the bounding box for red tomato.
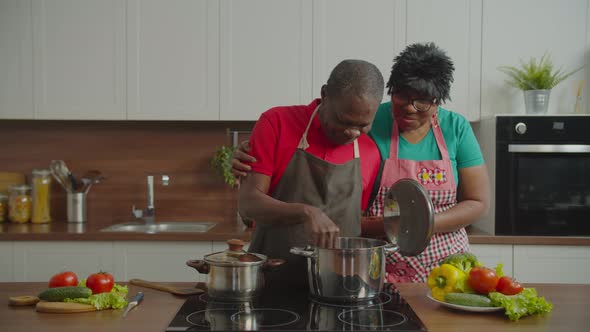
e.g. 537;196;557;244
468;267;499;294
496;276;524;295
49;271;78;288
86;272;115;294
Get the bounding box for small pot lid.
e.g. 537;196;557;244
205;239;266;266
383;178;434;256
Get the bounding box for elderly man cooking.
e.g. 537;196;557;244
238;59;385;289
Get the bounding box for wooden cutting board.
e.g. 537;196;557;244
36;301;97;313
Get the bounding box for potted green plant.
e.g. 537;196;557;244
211;145;254;228
498;54;582;114
211;145;237;187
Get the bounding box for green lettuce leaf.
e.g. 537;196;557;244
489;288;553;321
65;281;129;310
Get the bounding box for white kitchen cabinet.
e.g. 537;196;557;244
480;0;588;118
212;241;226;253
12;242;115;282
406;0;482;121
312;0;404;102
0;0;33;119
126;0;219;120
513;245;590;284
112;241;213;282
5;241;214;283
219;0;313;120
32;0;126;120
0;242;14;282
469;244;513;277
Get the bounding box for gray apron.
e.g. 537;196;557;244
248;105;363;289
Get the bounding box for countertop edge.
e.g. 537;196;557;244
1;223;589;245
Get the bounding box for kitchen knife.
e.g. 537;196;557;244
122;292;144;318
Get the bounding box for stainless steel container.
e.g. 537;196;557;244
291;237;397;302
186;239;284;301
66;192;86;223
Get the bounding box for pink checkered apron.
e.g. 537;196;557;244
367;113;470;293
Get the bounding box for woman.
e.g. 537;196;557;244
362;42;489;292
231;42;490;291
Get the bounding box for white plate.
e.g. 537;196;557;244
426;292;504;312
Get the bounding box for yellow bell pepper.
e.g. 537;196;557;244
427;263;467;301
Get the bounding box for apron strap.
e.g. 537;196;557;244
298;104;360;158
390;116;400;158
297;105;320;150
353;139;360;158
430;111;451;162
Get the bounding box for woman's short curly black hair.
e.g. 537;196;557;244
386;42;455;103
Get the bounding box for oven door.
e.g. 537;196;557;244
495;144;590;236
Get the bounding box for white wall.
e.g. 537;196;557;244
480;0;590;118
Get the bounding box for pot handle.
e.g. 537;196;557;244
289;246;316;258
383;243;399;254
262;258;286;271
186;259;210;274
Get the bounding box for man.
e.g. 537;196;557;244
238;59;384;288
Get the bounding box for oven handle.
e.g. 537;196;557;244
508;144;590;153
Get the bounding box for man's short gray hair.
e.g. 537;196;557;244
326;59;385;103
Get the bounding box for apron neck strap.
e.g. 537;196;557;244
430;111;451;161
298;104;359;158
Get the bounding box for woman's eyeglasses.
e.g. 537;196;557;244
393;94;436;112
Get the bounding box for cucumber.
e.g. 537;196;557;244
38;286;92;302
444;292;493;307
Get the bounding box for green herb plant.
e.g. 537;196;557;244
498;53;582;90
211;145;237;187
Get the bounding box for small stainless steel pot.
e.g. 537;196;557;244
291;237;398;302
186;239;284;301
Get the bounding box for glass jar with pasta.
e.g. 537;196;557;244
8;185;32;223
31;169;52;223
0;193;7;223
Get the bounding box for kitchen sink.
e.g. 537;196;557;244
100;221;216;233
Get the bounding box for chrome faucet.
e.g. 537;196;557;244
132;175;169;225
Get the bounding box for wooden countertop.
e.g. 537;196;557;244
466;225;590;246
399;283;588;332
1;221;589;245
0;221;252;241
0;282;587;332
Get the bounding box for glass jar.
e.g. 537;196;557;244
0;193;7;223
8;185;32;224
31;169;52;223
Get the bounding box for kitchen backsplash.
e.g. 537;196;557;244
0;120;254;228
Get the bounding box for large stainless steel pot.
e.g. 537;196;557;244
186;239;284;301
291;237;396;302
291;178;435;302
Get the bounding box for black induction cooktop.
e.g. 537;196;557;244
165;286;427;331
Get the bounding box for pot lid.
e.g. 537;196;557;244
205;239;266;266
383;178;434;256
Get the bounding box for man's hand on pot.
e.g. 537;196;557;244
302;205;340;249
231;140;255;187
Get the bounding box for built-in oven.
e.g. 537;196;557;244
475;115;590;236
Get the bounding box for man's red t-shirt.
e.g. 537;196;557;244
248;99;381;210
